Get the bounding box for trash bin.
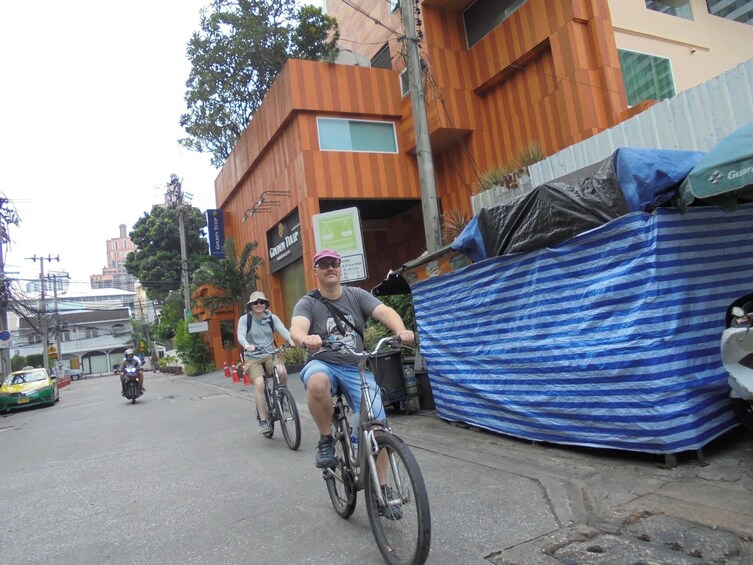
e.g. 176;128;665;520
369;350;406;406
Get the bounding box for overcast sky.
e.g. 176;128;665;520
0;1;220;288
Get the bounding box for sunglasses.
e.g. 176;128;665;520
316;259;341;269
249;300;267;307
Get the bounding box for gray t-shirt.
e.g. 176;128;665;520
293;286;381;366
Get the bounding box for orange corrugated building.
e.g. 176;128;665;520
200;0;635;367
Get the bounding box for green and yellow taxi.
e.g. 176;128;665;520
0;367;59;413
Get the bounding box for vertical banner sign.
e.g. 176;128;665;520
313;207;367;283
206;209;225;258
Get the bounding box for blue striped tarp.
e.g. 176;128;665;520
412;205;753;454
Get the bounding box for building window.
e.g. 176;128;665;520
400;59;427;97
85;327;99;339
645;0;693;19
706;0;753;25
618;49;676;106
371;43;392;70
317;118;398;153
389;0;399;12
464;0;527;48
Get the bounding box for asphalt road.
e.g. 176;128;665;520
2;371;752;564
0;372;550;564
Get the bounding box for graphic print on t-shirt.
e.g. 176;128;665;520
326;315;358;349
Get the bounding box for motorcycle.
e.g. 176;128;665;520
721;296;753;434
122;365;144;404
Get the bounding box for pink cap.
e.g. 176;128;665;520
313;249;341;266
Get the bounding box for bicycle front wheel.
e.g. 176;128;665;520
276;388;301;450
365;434;431;565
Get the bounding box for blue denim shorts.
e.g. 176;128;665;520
299;360;386;421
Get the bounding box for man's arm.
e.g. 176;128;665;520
289;315;311;348
371;304;415;344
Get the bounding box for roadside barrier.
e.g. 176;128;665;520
242;371;251;386
223;362;230;377
232;365;240;383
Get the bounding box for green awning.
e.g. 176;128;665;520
678;121;753;210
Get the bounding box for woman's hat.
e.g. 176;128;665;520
246;291;270;308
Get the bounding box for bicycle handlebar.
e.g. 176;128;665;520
250;344;297;355
317;335;403;358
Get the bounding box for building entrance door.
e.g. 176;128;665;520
279;259;306;324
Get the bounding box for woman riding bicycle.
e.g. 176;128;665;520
289;249;415;469
237;291;294;435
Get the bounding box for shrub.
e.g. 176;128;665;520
365;294;417;352
281;346;307;367
11;354;27;372
26;353;43;368
174;319;215;375
478;140;544;192
442;209;470;244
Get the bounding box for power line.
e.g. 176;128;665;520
335;0;405;40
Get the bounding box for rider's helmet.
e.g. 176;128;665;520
125;348;134;361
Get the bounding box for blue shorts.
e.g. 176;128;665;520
299;360;386;422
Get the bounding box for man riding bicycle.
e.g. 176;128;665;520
290;249;415;469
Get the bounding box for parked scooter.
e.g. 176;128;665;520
122;365;144;404
721;296;753;433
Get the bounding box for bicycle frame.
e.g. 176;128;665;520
253;346;287;417
326;337;403;506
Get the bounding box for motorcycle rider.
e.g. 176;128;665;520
119;348;145;396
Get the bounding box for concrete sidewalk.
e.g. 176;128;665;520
184;367;753;563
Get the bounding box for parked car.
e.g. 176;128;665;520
51;367;85;380
0;368;59;413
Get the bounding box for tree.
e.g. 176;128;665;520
179;0;339;167
125;205;209;301
192;238;263;315
155;290;184;342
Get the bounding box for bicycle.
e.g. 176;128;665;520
316;336;431;565
249;344;301;451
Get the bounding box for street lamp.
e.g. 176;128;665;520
166;174;192;319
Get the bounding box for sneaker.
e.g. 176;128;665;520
378;485;403;521
259;420;270;435
315;435;336;468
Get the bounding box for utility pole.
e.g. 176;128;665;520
402;0;443;254
0;197;20;375
27;254;59;370
0;243;11;375
166;174;192;319
50;273;64;379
